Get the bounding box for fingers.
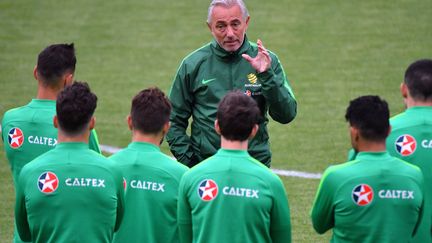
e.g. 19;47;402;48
242;53;253;62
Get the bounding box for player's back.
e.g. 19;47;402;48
2;99;57;186
178;149;291;243
16;142;123;243
323;152;423;243
109;142;188;243
386;106;432;243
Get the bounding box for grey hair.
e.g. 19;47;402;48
207;0;249;23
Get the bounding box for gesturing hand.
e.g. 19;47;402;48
242;39;272;73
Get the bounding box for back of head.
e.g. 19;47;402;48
405;59;432;102
37;43;76;88
217;91;260;141
207;0;249;23
345;95;390;142
56;82;97;136
130;87;171;134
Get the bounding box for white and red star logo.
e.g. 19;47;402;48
38;172;59;194
198;179;218;201
395;134;417;156
8;127;24;149
352;184;374;206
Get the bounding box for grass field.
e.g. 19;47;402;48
1;0;431;242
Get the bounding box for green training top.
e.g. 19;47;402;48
15;142;124;243
1;99;101;187
1;99;101;243
386;106;432;243
178;149;291;243
109;142;188;243
311;152;424;243
167;36;297;167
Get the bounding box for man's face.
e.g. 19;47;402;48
208;5;249;52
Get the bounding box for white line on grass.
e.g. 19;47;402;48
100;144;322;179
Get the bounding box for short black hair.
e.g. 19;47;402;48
37;43;76;87
404;59;432;101
345;95;390;141
56;82;97;135
217;91;260;141
131;87;171;134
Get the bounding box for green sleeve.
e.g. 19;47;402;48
88;129;101;154
166;62;196;167
177;176;192;243
258;55;297;124
270;178;292;243
412;172;425;237
113;167;125;232
310;168;335;234
15;169;31;242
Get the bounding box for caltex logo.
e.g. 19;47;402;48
123;178;127;190
352;184;374;206
395;135;417;156
8;127;24;149
38;172;59;194
198;179;218;201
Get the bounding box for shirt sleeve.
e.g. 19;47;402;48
166;62;197;167
177;176;193;243
88;129;101;154
15;169;32;242
258;54;297;124
310;168;336;234
270;177;292;243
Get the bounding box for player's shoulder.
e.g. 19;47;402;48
180;42;213;66
321;160;360;183
2;104;30;122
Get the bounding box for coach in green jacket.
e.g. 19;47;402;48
167;0;297;167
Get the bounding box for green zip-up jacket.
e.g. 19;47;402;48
167;37;297;167
386;106;432;243
178;149;291;243
311;152;424;243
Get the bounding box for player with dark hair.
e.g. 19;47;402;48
311;95;424;242
177;91;291;243
386;59;432;243
1;43;100;243
15;82;124;243
110;87;188;243
167;0;297;168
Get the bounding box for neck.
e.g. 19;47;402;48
57;130;90;143
405;97;432;108
355;141;386;153
132;131;162;147
37;86;60;100
221;137;248;150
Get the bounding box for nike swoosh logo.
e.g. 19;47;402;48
201;78;217;85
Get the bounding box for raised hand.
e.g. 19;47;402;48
242;39;272;73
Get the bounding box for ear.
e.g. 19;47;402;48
207;22;212;32
214;119;221;135
127;115;133;131
162;121;170;134
33;66;38;80
387;125;392;137
88;117;95;130
350;126;360;142
53;115;59;128
245;16;250;28
249;124;259;139
401;82;409;99
64;73;74;87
